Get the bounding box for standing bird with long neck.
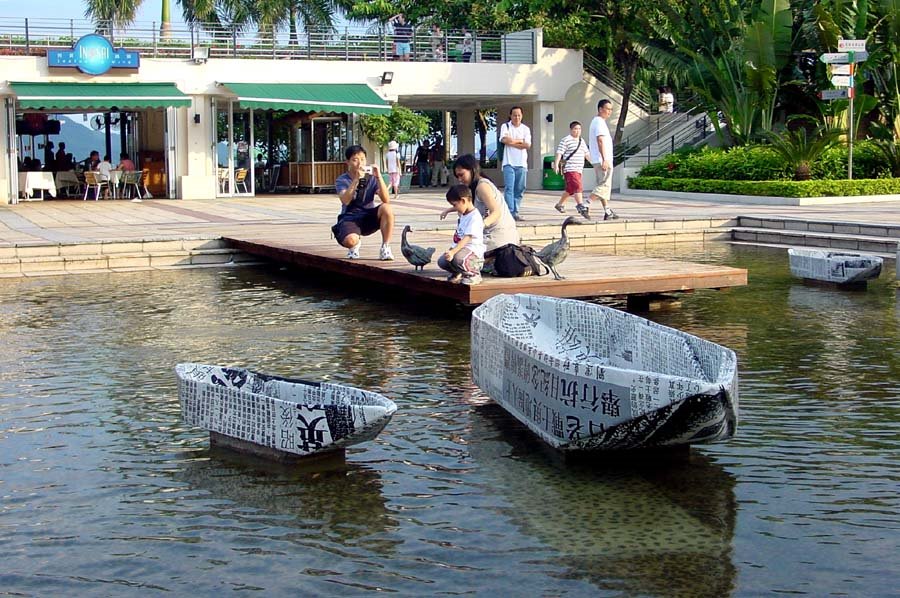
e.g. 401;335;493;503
535;216;583;280
401;225;436;271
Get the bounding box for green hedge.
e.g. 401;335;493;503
637;146;791;180
637;141;892;181
628;176;900;197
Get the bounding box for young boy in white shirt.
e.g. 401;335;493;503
438;184;485;285
385;140;401;200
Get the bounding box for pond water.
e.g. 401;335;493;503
1;245;897;596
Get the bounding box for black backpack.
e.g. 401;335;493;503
486;243;549;277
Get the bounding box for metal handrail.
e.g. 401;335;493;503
582;53;652;112
0;17;536;64
620;114;713;166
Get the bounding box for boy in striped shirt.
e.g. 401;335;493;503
551;121;590;219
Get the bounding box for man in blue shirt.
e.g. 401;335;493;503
333;145;395;260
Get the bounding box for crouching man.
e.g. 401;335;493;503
333;145;395;260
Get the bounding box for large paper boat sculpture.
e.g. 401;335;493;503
176;363;397;459
788;248;882;285
471;294;738;451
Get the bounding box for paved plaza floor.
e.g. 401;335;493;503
2;188;900;247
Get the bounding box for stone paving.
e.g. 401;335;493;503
2;188;900;247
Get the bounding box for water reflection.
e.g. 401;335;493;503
174;448;396;547
467;403;736;597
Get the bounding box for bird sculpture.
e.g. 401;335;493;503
401;225;436;271
536;216;583;280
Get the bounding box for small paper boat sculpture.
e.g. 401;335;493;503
788;248;882;285
176;363;397;459
471;294;738;451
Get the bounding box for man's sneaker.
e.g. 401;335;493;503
379;244;394;261
554;203;566;213
513;213;523;222
131;198;142;203
576;204;590;219
447;273;463;283
462;274;483;285
346;243;361;259
603;209;619;221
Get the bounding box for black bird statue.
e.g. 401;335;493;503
401;225;436;271
536;216;583;280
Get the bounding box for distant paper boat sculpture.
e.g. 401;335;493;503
176;363;397;459
788;248;882;285
471;294;738;451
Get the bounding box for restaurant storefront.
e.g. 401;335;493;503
7;82;190;201
212;83;389;198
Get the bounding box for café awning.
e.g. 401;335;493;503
11;82;191;110
219;82;391;115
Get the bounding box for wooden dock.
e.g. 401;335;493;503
225;232;747;306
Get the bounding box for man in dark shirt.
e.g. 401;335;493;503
333;145;395;260
394;15;412;61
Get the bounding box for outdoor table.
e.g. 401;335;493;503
18;171;57;201
55;170;81;197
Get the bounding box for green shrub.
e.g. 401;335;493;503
628;176;900;197
637;145;790;180
812;140;891;180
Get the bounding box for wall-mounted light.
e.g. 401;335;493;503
193;113;201;124
545;113;553;123
192;46;209;64
381;71;394;85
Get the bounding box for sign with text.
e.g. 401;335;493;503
837;39;867;52
829;64;853;75
47;34;140;75
819;89;850;100
819;51;869;64
830;75;853;87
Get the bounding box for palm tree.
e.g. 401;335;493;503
161;0;172;40
84;0;145;33
765;118;842;180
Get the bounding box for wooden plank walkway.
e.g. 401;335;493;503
225;231;747;306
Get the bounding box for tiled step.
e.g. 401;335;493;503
730;227;900;258
0;238;262;278
738;216;900;240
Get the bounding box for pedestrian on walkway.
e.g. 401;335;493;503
588;99;618;220
385;140;402;200
430;136;448;187
415;140;431;188
499;106;531;221
333;145;395;261
551;121;590;218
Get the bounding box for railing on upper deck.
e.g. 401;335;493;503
0;17;537;64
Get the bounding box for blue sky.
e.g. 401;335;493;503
1;1;185;26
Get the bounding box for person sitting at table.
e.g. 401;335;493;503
117;152;136;172
18;157;28;171
29;158;42;172
82;150;100;172
60;153;75;171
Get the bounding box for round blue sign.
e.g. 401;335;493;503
73;34;115;76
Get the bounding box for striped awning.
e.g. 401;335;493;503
219;82;390;115
11;82;191;109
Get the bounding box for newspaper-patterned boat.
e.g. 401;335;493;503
471;294;738;451
176;363;397;459
788;248;882;285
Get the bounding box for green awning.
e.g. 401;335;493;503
220;83;390;115
11;82;191;110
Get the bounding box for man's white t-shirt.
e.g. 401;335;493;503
97;160;113;181
453;209;485;258
588;116;613;165
500;121;531;169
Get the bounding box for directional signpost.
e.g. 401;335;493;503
820;39;867;179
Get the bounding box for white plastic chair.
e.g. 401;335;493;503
83;171;108;201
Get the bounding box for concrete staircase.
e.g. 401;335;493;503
0;237;262;277
730;216;900;258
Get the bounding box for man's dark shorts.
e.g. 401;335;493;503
331;207;381;245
